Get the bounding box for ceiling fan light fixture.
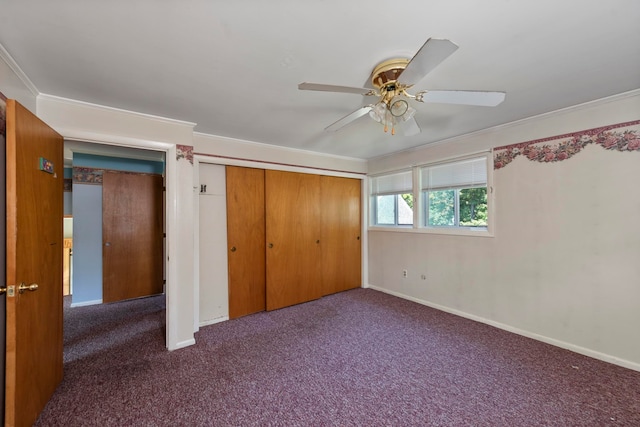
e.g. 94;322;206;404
383;109;398;134
401;106;416;122
390;98;409;117
299;38;505;136
369;101;387;123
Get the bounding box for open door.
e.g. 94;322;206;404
5;100;64;426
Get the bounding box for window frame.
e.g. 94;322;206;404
424;187;488;228
373;193;414;227
369;169;414;228
368;153;494;237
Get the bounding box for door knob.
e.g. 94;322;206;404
268;243;274;248
0;286;6;295
18;283;39;294
105;242;111;247
230;246;237;252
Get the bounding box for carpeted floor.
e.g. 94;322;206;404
36;289;640;426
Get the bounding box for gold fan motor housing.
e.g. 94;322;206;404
370;58;410;89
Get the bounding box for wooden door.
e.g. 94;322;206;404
226;166;266;318
265;170;321;311
102;171;163;303
321;176;362;295
5;99;64;427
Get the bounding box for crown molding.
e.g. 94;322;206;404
193;131;367;164
37;93;197;129
0;42;39;97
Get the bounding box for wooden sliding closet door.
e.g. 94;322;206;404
103;171;163;303
321;176;362;295
226;166;266;319
266;170;322;311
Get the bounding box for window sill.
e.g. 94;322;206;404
368;225;494;238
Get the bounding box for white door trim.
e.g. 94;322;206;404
62;131;182;350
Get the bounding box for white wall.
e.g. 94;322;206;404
367;90;640;370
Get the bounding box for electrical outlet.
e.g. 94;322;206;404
402;269;408;278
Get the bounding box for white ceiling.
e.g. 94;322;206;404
1;1;639;160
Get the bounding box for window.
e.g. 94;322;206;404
370;170;413;226
368;154;492;235
421;156;488;229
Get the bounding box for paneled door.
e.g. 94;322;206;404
226;166;266;318
102;171;163;303
266;170;322;311
5;99;64;427
321;176;362;295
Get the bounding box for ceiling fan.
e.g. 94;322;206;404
299;38;506;136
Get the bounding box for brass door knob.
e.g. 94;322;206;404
18;283;39;294
268;243;274;248
230;246;237;252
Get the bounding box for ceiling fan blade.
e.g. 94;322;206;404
397;38;459;86
325;106;373;132
402;117;421;136
299;82;376;96
418;90;506;106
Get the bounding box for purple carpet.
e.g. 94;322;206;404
36;289;640;426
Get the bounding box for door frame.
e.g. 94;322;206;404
193;154;369;324
64;133;181;350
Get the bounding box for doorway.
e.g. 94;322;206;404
62;141;167;342
64;141;165;306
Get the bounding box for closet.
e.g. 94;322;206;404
320;175;362;296
226;166;361;318
226;166;266;318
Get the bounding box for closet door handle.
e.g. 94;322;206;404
268;243;274;249
230;246;236;252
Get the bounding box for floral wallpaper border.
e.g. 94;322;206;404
493;120;640;170
73;167;103;184
72;167;161;185
176;144;194;164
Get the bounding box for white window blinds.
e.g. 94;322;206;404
421;156;487;191
370;170;413;195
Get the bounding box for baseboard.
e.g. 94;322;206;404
199;316;229;327
70;299;103;308
170;338;196;351
366;284;640;373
